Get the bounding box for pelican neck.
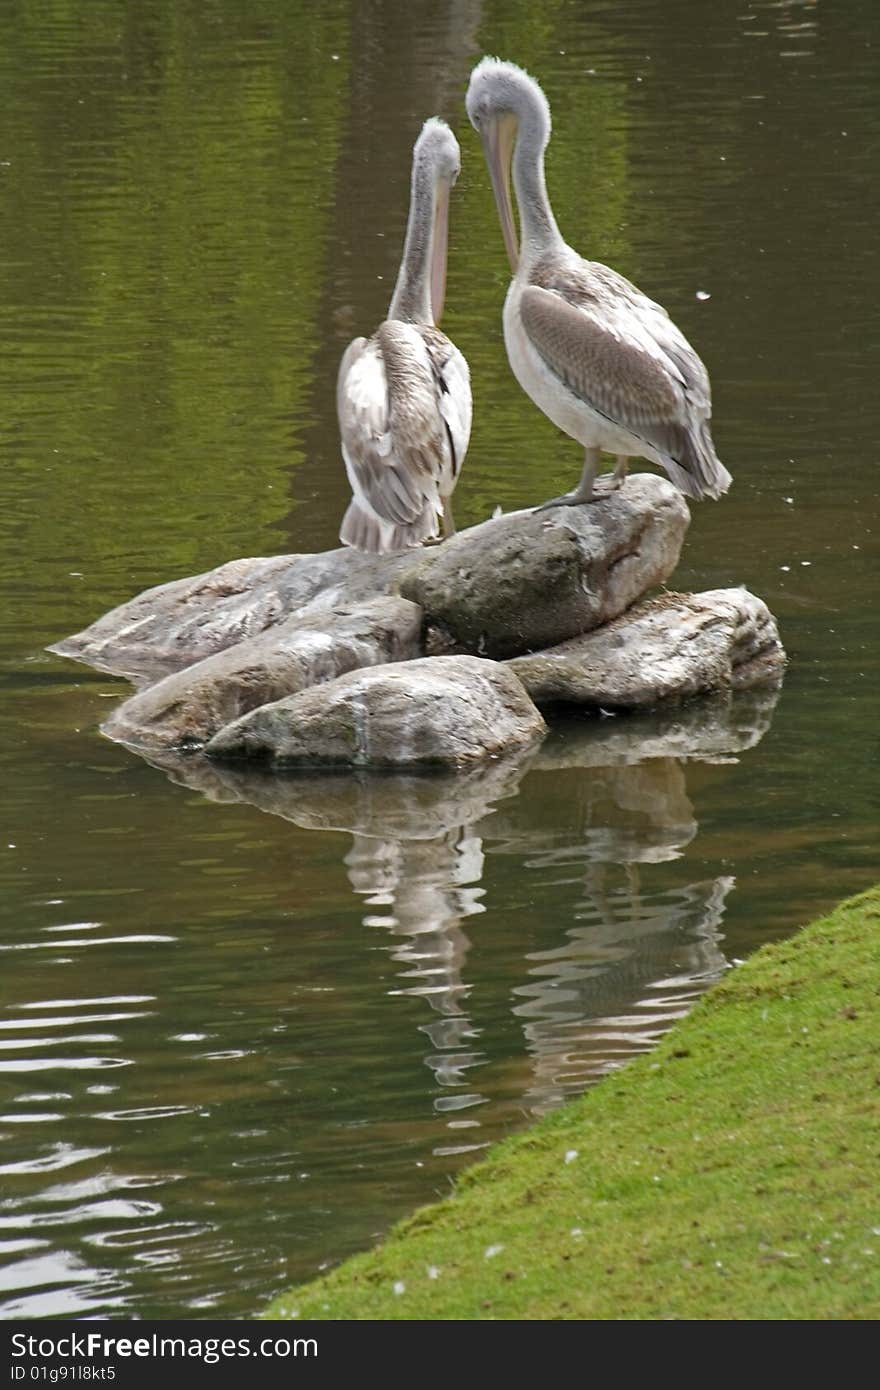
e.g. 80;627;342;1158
512;120;563;264
388;160;436;324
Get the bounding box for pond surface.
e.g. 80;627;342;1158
0;0;876;1319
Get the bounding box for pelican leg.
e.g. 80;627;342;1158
536;446;600;510
610;455;629;490
422;500;457;547
423;499;457;547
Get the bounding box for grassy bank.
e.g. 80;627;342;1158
265;885;880;1320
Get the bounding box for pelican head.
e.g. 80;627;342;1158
414;116;461;184
410;117;460;324
466;58;552;272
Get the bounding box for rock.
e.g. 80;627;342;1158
399;474;688;659
205;656;547;769
48;548;417;686
101;596;424;750
508;588;786;709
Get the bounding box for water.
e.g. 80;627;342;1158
0;0;876;1318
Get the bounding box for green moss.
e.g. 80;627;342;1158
265;885;880;1320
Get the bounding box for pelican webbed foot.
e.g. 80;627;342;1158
534;489;599;511
535;445;602;511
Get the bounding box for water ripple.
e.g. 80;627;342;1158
0;935;175;951
0;1057;132;1074
92;1105;201;1123
0;1145;108;1177
0;1010;151;1030
14;996;154;1010
0;1198;162;1230
0;1113;65;1124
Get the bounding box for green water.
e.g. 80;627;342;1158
0;0;876;1318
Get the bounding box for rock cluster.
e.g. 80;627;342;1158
49;475;785;767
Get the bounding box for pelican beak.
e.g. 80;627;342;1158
481;113;519;272
430;179;451;325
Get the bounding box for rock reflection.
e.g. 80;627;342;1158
142;684;780;1139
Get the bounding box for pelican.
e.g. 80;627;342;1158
465;59;731;507
337;118;472;553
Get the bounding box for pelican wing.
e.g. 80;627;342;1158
337;325;443;530
420;326;473;483
621;275;714;419
523;282;703;458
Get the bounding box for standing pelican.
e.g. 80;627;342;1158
465;59;731;507
337;118;472;553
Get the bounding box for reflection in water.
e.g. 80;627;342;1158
485;688;780;1112
347;830;487;1118
145;752;525;1155
512;875;732;1115
142;684;779;1142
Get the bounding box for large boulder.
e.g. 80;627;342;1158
48;548;417;686
399;474;688;659
101;596;424;750
508;588;785;708
205;656;546;769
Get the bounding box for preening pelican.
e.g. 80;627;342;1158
466;59;731;507
338;118;472;553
